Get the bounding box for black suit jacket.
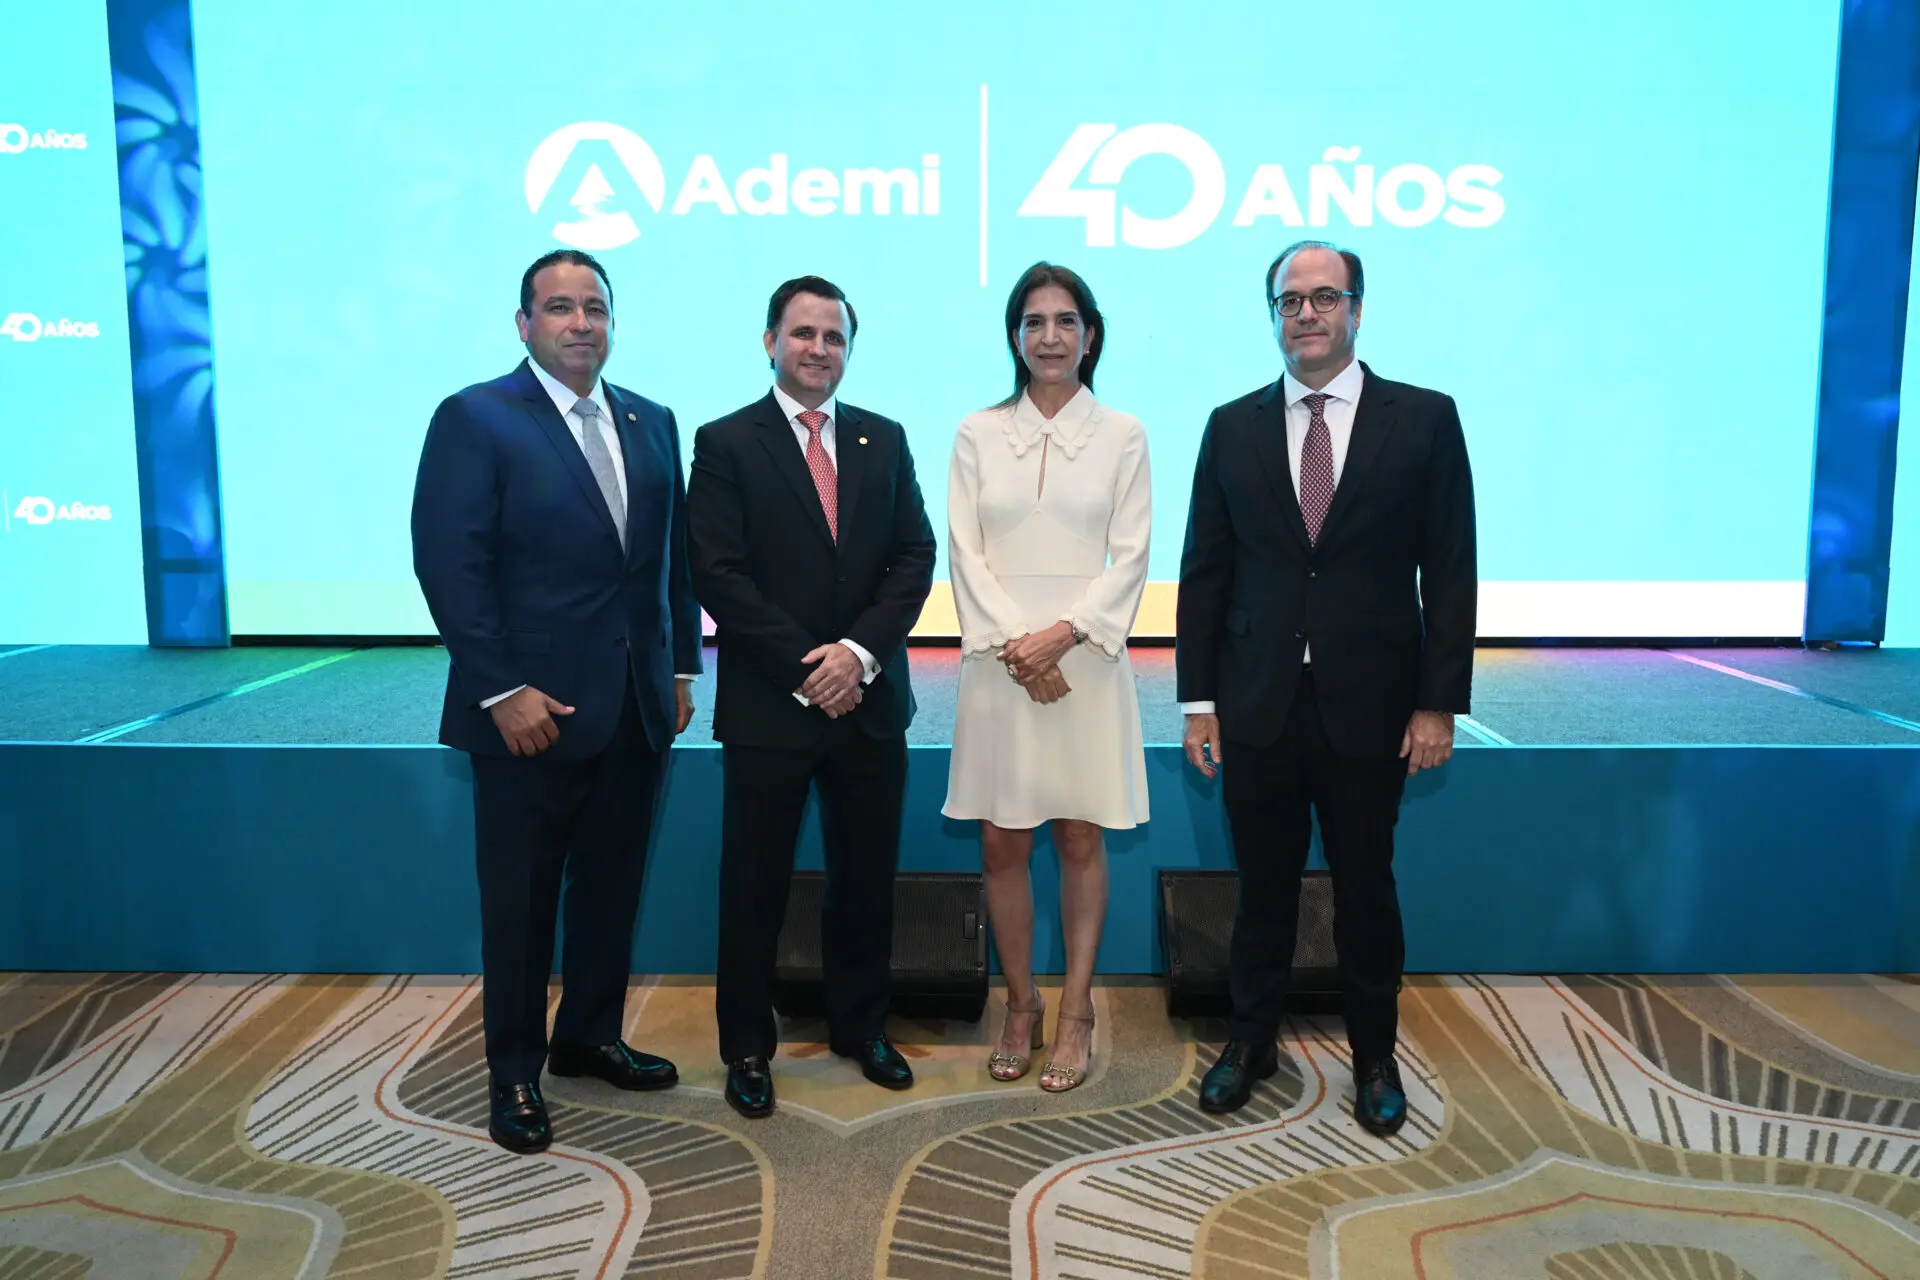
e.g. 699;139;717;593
411;361;703;759
1176;362;1477;756
687;393;936;749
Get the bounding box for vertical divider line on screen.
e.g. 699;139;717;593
979;83;989;288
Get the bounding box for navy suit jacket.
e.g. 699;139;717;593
411;360;702;759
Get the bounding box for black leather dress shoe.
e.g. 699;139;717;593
832;1035;914;1090
1198;1039;1279;1114
1354;1055;1408;1137
489;1081;552;1154
548;1041;679;1091
725;1056;775;1119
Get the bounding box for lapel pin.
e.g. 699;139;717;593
858;436;869;445
627;412;637;422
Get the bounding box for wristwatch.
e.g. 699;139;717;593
1068;620;1089;645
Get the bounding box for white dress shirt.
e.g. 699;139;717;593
481;358;696;710
528;356;626;508
769;383;880;702
1181;358;1363;715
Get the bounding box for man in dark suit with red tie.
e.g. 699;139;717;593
1176;241;1477;1132
412;250;701;1154
687;276;936;1118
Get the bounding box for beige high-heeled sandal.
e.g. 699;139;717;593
988;993;1046;1082
1039;1011;1095;1093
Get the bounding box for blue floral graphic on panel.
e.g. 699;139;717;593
110;0;227;644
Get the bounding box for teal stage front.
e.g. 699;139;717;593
4;646;1917;976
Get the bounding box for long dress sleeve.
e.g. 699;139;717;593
947;417;1033;654
1062;419;1152;660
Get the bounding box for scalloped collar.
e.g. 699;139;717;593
1005;385;1101;459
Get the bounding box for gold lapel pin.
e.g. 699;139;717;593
627;412;637;422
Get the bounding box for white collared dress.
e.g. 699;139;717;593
942;387;1152;830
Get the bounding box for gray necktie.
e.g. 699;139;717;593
574;396;625;550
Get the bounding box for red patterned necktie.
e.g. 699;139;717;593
797;409;838;541
1298;392;1335;545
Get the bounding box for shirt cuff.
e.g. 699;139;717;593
1179;701;1217;715
481;685;527;710
675;673;698;681
838;638;880;686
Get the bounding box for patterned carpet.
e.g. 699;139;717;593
2;973;1918;1278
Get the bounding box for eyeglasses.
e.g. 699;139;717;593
1270;288;1357;318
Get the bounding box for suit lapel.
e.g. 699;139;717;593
1248;379;1312;550
753;394;837;551
516;363;623;550
1318;364;1396;544
605;385;653;567
833;404;868;555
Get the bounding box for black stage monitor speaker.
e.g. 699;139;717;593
1158;869;1340;1019
773;871;989;1022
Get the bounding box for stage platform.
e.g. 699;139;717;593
4;643;1920;747
2;644;1917;976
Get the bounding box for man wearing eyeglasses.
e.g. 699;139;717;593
1175;241;1477;1134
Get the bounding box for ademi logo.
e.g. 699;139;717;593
0;124;87;155
526;121;940;250
2;313;100;343
12;497;112;526
1020;125;1503;249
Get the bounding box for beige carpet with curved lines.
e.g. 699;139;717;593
2;972;1919;1278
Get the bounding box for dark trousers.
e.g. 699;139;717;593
470;689;662;1083
1222;670;1408;1064
715;719;908;1063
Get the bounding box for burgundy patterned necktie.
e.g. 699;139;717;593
797;409;838;541
1298;393;1335;545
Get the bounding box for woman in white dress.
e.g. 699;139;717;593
943;263;1151;1093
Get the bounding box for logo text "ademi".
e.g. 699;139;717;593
1021;125;1504;249
528;122;939;251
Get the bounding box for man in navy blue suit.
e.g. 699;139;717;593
412;249;702;1155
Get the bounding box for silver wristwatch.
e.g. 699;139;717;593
1068;621;1089;645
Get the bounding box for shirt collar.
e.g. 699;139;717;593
1282;358;1365;409
771;383;837;426
526;356;609;421
1006;384;1100;459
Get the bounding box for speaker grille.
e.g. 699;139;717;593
1159;870;1338;1017
774;871;988;1020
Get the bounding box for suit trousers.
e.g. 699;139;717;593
470;688;662;1083
715;717;908;1063
1221;669;1408;1064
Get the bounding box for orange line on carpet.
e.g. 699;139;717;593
1543;979;1915;1140
371;977;636;1280
0;977;202;1105
1022;1034;1332;1273
0;1193;238;1275
1409;1190;1894;1280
